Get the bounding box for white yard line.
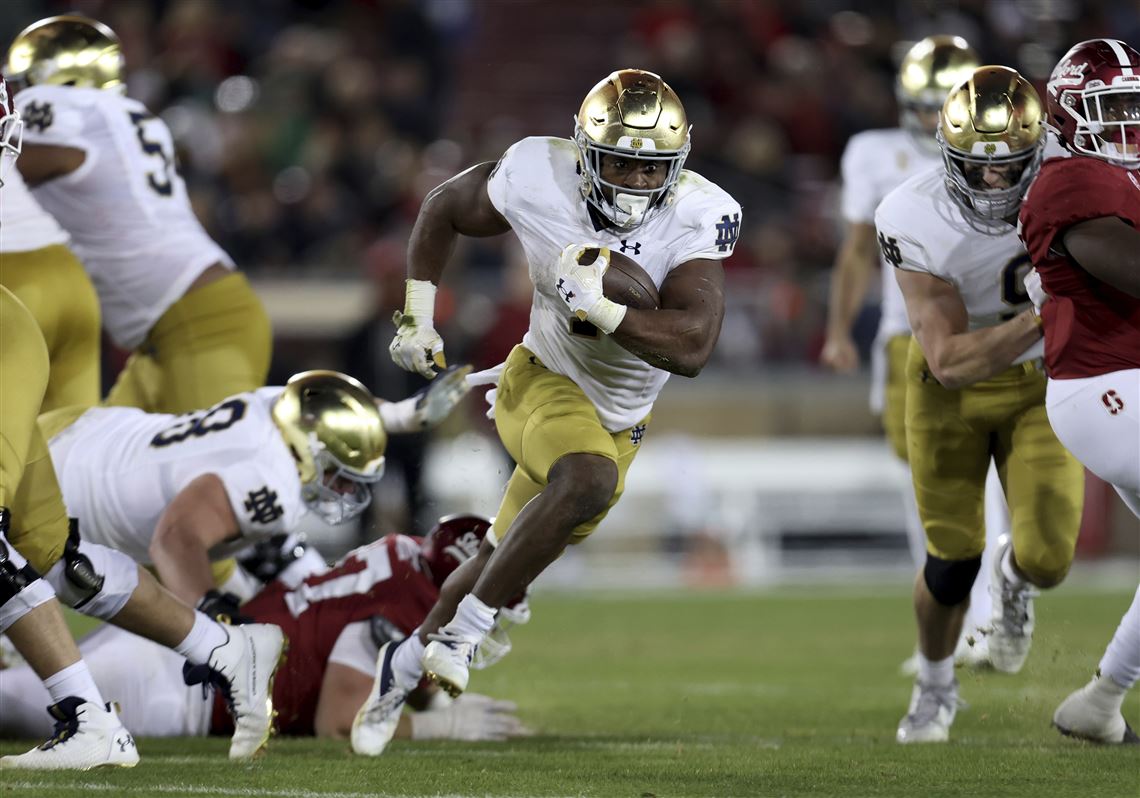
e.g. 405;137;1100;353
2;783;579;798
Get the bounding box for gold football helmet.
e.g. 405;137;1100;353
5;15;124;92
272;371;387;525
938;66;1046;222
897;35;980;151
574;69;690;228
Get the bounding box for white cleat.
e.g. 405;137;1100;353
208;623;287;760
423;629;477;698
988;536;1037;674
897;679;960;744
351;641;408;756
0;698;138;770
898;632;992;677
1053;675;1139;745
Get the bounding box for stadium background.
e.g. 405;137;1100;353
3;0;1137;589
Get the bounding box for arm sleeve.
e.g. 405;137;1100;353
15;88;89;150
874;203;934;276
327;620;379;677
218;460;297;539
485;143;519;219
674;200;744;263
1019;158;1130;265
839;136;878;224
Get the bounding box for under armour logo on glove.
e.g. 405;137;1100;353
556;278;575;304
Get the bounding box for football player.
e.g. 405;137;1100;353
352;68;740;756
0;517;529;745
5;15;271;415
1017;39;1140;745
821;35;1001;670
0;82;283;768
878;67;1085;743
34;366;470;606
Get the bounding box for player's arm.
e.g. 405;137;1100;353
376;364;473;433
1062;217;1140;298
149;474;242;605
609;258;726;378
896;268;1042;390
391;162;512;378
14;143;85;187
821;222;880;371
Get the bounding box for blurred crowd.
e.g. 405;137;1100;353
8;0;1138;373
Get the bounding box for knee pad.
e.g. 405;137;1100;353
45;524;138;620
923;553;982;607
0;538;54;633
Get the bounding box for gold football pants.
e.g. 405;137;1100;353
490;345;648;545
881;334;911;462
905;339;1083;585
104;271;271;414
0;244;101;412
0;287;70;573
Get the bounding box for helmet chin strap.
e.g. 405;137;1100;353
612;193;650;227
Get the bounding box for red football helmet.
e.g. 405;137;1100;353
1046;38;1140;168
418;513;491;589
0;75;23;185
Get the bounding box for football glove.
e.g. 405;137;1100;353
389;279;446;379
1024;267;1048;311
410;364;473;428
408;693;531;741
196;589;253;625
554;244;626;334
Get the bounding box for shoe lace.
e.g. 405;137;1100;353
426;628;476;661
182;660;238;718
362;681;406;724
998;582;1038;634
909;682;961;726
41;699;84;750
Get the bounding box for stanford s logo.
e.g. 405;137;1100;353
715;213;740;253
1101;390;1125;416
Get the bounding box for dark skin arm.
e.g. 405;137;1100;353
1062;217;1140;298
610;259;726;378
15;142;85;187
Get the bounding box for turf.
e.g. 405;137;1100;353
3;586;1137;797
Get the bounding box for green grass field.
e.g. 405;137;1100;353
3;585;1137;798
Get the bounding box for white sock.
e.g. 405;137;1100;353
174;611;230;664
392;631;425;690
1000;547;1028;589
43;661;104;707
917;653;955;688
447;594;497;643
1099;584;1140;690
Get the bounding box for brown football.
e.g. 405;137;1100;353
578;247;660;310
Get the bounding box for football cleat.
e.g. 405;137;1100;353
423;628;477;698
897;679;960;744
0;698;138;770
207;623;287;760
1053;675;1140;745
351;641;408;756
899;632;992;676
988;536;1038;674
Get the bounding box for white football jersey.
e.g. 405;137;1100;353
47;388;304;564
15;85;234;349
875;165;1041;365
487;136;742;431
840;128;939;339
0;165;69;252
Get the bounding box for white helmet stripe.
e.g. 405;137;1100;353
1104;38;1135;76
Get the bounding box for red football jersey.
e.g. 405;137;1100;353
1018;156;1140;378
210;534;438;736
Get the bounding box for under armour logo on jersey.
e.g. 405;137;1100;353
878;233;903;268
630;424;647;446
556;277;575;304
22;101;53;133
715;213;740;253
244;487;284;525
620;239;642;255
1102;390;1125;415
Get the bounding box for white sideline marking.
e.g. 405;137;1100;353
3;783;573;798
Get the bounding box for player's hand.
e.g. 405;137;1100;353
820;333;859;373
555;243;608;321
1024;267;1049;311
465;363;505;421
409;693;532;741
389;310;447;379
410;364;473;428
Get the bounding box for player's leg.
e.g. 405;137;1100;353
956;462;1007;666
101;349;162;413
991;387;1084;673
147;271;273;413
0;244;102;412
897;340;989;743
1054;583;1140;744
